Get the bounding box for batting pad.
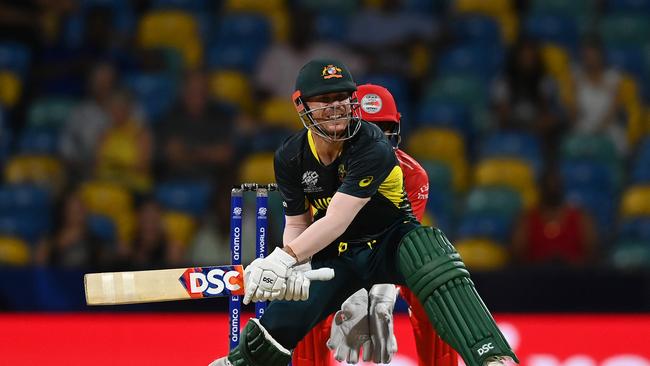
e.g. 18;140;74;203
397;226;519;366
227;319;291;366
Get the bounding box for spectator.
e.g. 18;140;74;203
95;88;152;193
34;189;108;268
129;199;184;270
492;38;561;139
569;37;627;154
512;165;597;266
254;9;366;99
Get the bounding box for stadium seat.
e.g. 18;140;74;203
426;190;455;234
314;13;349;42
4;155;65;192
162;211;197;246
155;181;212;217
0;71;21;107
560;134;621;165
437;44;504;81
224;0;285;13
560;160;621;193
607;47;646;81
260;98;303;130
213;14;272;48
457;214;512;243
565;188;616;236
524;15;579;52
239;152;275;184
474;158;537;208
600;15;650;47
80;181;135;242
209;70;252;112
455;238;508;270
0;185;50;215
610;239;650;269
87;214;117;243
0;42;31;78
606;0;650;13
151;0;209;12
18;128;60;155
0;236;30;265
424;74;487;107
124;72;177;123
620;218;650;242
480;131;542;175
631;138;650;183
464;186;522;219
529;0;594;16
0;214;50;244
620;185;650;217
416;100;471;135
137;10;203;68
407;127;469;191
453;0;513;17
27;98;76;128
452;16;502;44
206;42;267;73
297;0;358;13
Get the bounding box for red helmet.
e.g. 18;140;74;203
356;83;401;124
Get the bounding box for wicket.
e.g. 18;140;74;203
229;183;278;351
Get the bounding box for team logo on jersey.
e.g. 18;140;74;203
361;93;382;114
359;176;374;187
338;164;346;181
322;65;343;79
302;171;323;193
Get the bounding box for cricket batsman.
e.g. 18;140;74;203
210;59;517;366
292;83;459;365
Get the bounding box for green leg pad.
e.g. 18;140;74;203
227;319;292;366
397;226;519;366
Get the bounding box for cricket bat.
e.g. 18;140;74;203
84;265;335;305
84;265;245;305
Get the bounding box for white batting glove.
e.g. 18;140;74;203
326;288;371;364
284;262;335;301
243;247;296;304
368;284;399;364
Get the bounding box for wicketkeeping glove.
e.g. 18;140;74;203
368;284;399;364
326;288;371;364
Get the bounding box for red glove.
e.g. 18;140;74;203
292;315;334;366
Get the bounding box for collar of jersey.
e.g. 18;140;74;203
307;130;321;164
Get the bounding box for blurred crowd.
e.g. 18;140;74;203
0;0;649;273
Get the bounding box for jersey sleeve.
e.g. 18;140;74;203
338;139;396;198
274;149;308;216
399;150;429;222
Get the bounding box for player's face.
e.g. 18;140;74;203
305;92;354;139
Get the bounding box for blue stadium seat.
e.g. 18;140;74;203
610;239;650;269
214;15;272;47
87;214;117;243
632;140;650;183
315;14;349;42
18;128;60;155
403;0;437;13
64;0;136;48
524;15;579;52
606;0;650;13
561;160;621;193
437;44;504;80
206;43;267;73
565;188;616;236
0;214;50;244
457;214;512;243
480;132;542;175
426;190;454;234
0;42;31;78
125;73;177;123
151;0;209;12
155;181;212;217
620;218;650;242
464;186;523;219
0;185;51;215
606;47;646;80
416;100;471;134
452;16;502;44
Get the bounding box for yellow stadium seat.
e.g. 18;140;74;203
163;211;197;246
240;152;275;184
0;71;21;107
620;185;650;217
137;10;203;68
4;155;65;191
541;45;574;107
454;0;513;17
455;238;509;270
496;12;519;44
209;70;253;113
261;98;303;130
618;75;644;146
224;0;285;13
80;181;135;242
475;158;538;208
407;128;469;191
0;236;30;265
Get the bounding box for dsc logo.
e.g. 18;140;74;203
180;266;244;297
477;343;494;356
